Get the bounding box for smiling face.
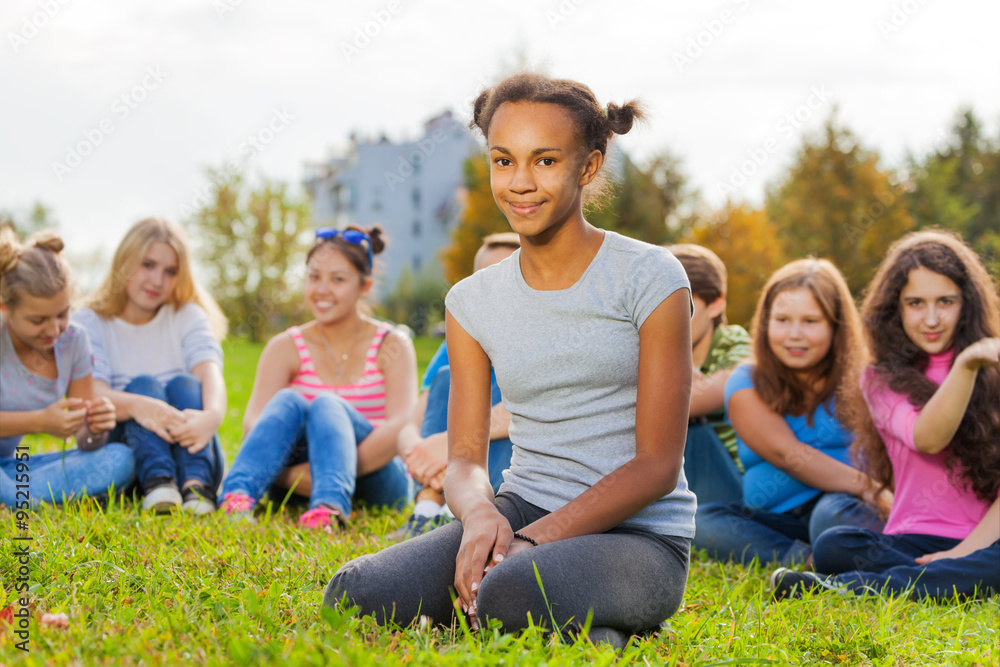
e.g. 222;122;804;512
899;266;963;355
767;287;834;374
1;289;71;355
487;102;601;239
304;245;370;323
124;242;179;319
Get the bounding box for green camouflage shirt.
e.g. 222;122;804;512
698;324;752;467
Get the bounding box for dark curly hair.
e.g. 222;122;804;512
849;229;1000;503
468;72;645;208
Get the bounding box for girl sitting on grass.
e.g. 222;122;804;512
74;218;228;514
325;72;696;649
773;230;999;599
218;225;416;530
693;259;888;566
0;227;133;507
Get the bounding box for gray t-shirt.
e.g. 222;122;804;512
446;231;697;537
0;321;94;459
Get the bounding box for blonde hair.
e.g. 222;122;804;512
85;218;228;339
0;226;73;311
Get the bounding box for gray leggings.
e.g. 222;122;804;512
324;492;691;644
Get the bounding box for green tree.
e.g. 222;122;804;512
684;203;787;328
906;108;1000;278
0;202;58;236
766;114;914;293
590;150;696;245
192;169;312;342
377;264;449;336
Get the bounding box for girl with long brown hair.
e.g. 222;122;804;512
773;230;999;599
693;258;888;565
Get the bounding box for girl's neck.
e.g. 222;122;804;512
120;301;160;326
519;220;604;291
316;311;368;340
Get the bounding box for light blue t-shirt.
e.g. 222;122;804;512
446;231;696;537
420;342;450;392
725;363;853;513
420;341;498;392
0;321;94;459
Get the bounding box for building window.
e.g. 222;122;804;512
412;219;421;237
412;187;421;209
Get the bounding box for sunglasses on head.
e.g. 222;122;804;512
315;227;372;270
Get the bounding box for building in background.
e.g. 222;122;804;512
304;110;480;298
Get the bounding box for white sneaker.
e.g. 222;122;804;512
142;478;182;513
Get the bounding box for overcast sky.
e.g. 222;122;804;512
2;0;998;271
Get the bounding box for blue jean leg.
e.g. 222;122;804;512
122;375;174;486
813;526;956;573
682;421;743;505
222;388;308;501
808;492;885;543
306;393;368;512
814;527;1000;599
164;374;222;488
693;500;814;565
0;444;134;507
422;366;511;493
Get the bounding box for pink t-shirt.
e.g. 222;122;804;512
860;350;992;539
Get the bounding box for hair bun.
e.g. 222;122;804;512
0;226;22;276
366;225;386;255
470;90;491;133
28;230;65;254
606;100;645;135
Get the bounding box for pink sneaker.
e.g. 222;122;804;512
298;504;347;531
219;492;255;521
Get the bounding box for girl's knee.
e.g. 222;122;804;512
324;555;378;612
165;374;202;406
310;392;350;413
124;374;165;399
274;388;309;411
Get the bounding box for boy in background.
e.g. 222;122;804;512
668;244;751;504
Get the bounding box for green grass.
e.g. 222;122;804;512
2;337;996;666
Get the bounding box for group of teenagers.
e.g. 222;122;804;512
1;72;997;649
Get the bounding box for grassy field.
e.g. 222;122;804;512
1;336;997;666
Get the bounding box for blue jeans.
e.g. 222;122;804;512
693;492;886;565
813;526;1000;599
222;388;409;512
1;444;134;507
113;374;224;489
422;366;512;494
682;421;743;505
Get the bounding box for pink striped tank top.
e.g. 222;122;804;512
288;322;393;426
